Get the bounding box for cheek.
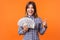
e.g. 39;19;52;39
27;8;34;12
27;9;29;12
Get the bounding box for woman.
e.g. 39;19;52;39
17;1;47;40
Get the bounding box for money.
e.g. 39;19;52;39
17;17;35;29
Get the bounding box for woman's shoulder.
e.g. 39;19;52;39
35;17;42;23
35;17;42;20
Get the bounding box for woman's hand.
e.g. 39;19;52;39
23;25;28;32
43;18;47;28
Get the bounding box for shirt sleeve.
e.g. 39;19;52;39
38;18;47;35
18;26;26;35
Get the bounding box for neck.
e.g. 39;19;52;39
27;15;34;18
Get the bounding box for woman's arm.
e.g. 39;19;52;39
18;26;26;35
38;23;47;35
38;18;47;35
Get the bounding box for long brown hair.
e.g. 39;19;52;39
25;1;38;18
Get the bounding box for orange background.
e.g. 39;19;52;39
0;0;60;40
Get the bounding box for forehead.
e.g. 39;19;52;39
28;4;33;7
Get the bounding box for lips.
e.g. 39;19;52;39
29;10;33;13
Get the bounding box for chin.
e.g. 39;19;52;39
28;14;33;16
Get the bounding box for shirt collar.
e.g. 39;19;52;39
27;15;34;20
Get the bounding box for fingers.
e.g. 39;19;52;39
43;18;47;25
23;25;28;32
43;18;47;28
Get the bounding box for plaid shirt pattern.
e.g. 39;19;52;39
18;16;46;40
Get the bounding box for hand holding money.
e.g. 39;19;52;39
17;17;35;29
23;25;28;32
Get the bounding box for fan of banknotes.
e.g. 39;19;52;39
17;17;35;29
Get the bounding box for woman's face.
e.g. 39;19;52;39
27;4;34;16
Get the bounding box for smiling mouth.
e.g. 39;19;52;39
29;11;33;13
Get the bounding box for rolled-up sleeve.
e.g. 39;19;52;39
38;18;47;35
18;26;26;35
